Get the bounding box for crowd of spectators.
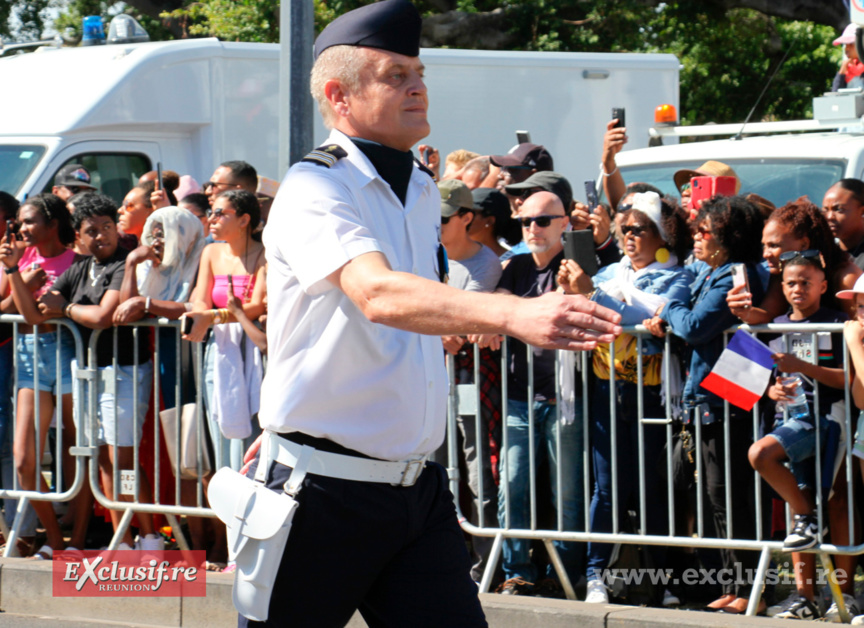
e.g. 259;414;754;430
428;112;864;622
3;111;864;621
0;160;273;571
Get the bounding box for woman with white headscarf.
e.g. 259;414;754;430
558;192;693;604
114;205;206;408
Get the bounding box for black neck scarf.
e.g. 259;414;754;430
350;137;415;206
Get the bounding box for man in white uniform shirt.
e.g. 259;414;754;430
238;1;621;626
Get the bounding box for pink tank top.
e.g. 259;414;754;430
211;274;255;308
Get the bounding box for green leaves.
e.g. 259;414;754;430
28;0;845;126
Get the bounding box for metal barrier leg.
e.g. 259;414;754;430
821;552;851;624
0;509;10;545
165;513;190;551
108;508;135;550
544;538;576;600
3;497;29;558
746;545;771;616
479;533;503;594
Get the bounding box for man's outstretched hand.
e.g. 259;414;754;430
506;292;621;351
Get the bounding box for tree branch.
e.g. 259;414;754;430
420;8;518;50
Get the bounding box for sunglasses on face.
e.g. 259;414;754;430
518;215;566;228
621;224;648;237
681;183;691;194
210;207;237;219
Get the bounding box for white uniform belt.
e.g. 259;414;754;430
267;432;428;487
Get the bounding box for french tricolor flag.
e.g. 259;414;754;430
700;330;774;411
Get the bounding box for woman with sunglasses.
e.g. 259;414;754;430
558;191;693;605
728;197;860;323
183;190;266;471
643;195;765;614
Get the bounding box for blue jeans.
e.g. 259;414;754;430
0;340;37;534
586;380;669;581
497;398;584;583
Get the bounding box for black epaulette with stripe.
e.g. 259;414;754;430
414;158;435;179
302;144;348;167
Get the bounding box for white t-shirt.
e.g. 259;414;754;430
259;130;448;461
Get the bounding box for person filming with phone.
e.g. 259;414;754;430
557;191;693;604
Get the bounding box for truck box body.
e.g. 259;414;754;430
0;38;678;205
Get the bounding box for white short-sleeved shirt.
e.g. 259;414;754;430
258;130;447;461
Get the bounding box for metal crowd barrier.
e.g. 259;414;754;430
447;322;863;618
0;316;223;555
84;320;218;551
0;315;87;556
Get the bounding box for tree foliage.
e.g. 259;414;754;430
8;0;848;125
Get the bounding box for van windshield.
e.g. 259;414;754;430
618;158;845;208
0;145;45;196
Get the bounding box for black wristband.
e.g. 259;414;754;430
4;265;18;275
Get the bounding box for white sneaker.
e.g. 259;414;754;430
850;614;864;625
136;533;164;552
768;592;800;617
824;594;860;623
585;579;609;604
662;589;681;607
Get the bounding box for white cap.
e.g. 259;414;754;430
837;273;864;300
629;191;667;243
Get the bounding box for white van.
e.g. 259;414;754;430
0;38;679;203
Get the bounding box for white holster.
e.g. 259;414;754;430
208;439;314;622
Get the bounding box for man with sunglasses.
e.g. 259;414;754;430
234;2;621;625
205;160;258;206
474;191;585;597
51;163;96;201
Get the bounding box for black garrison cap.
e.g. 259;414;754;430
313;0;422;61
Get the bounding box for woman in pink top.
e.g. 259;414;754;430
0;193;89;556
183;189;266;568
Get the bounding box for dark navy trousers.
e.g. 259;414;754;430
239;451;488;628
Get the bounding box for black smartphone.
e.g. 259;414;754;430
156;161;164;191
516;130;531;144
612;107;626;129
584;180;599;211
181;314;193;336
5;219;16;240
562;229;598;277
423;147;433;163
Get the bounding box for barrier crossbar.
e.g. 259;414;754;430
447;322;864;616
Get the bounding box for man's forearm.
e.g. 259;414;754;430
333;253;621;351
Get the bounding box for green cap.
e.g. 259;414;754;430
438;179;474;217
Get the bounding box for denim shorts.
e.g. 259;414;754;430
16;330;76;394
72;359;152;447
768;415;829;487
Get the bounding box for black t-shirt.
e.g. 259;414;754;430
768;307;847;420
850;239;864;272
497;250;564;402
52;248;148;367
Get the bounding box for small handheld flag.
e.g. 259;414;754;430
700;330;774;411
